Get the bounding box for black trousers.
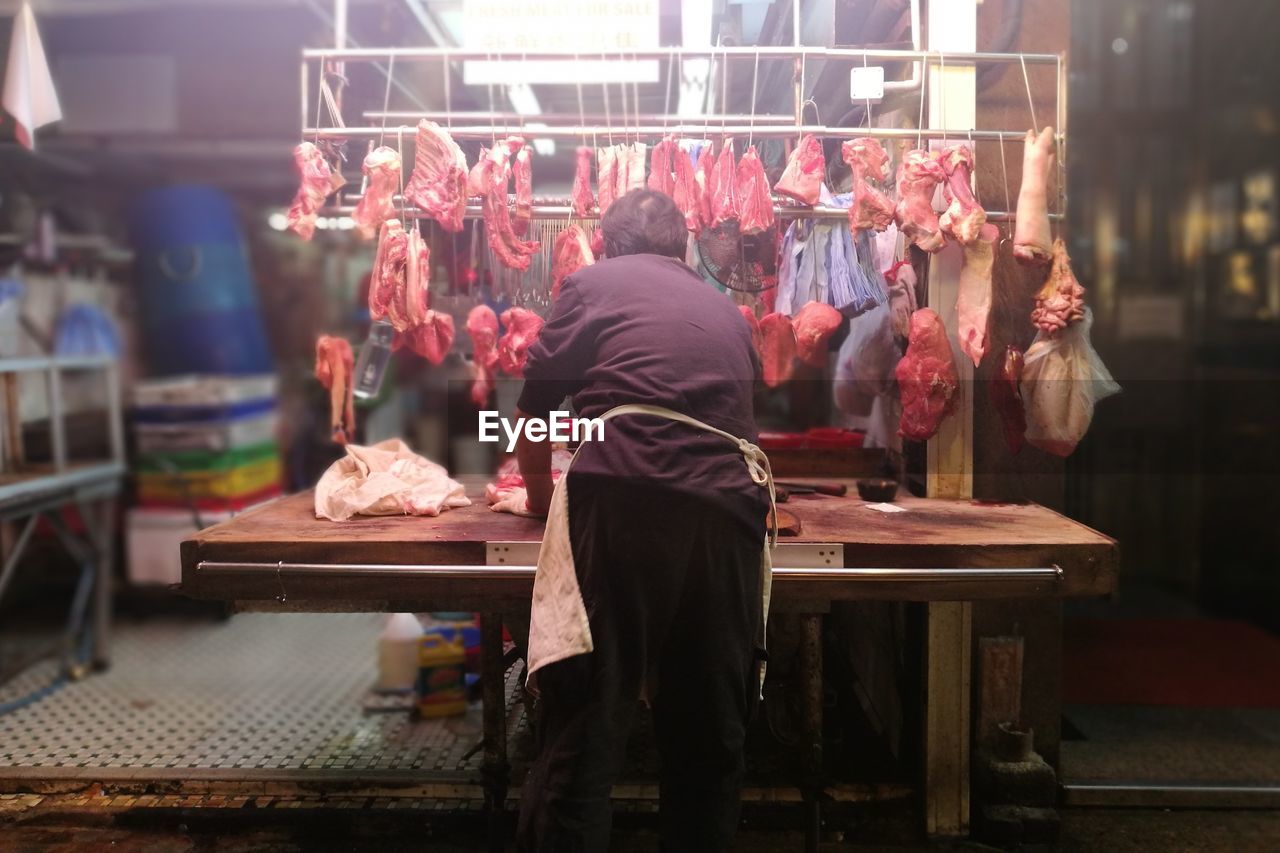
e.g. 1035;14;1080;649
516;477;765;853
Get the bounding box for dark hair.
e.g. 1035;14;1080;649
600;189;687;259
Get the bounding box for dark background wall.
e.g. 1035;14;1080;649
1064;0;1280;629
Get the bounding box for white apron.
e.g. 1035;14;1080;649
525;403;777;692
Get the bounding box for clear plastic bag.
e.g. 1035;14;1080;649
1020;308;1120;457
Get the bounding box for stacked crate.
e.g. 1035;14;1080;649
126;375;280;585
132;374;281;510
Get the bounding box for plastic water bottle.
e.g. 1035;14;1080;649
376;612;422;693
353;320;395;399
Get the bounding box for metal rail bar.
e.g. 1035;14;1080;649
197;561;1063;583
0;355;118;372
308;124;1058;142
1062;782;1280;810
323;202;1060;224
364;110;802;125
304;46;1061;64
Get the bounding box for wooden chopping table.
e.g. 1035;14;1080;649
180;487;1117;851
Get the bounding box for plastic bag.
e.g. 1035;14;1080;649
833;304;903;449
834;303;897;406
1020;309;1120;457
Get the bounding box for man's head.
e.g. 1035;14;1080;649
600;189;687;260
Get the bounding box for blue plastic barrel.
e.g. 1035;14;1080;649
130;185;273;375
130;185;244;254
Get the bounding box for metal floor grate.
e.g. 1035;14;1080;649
0;614;526;775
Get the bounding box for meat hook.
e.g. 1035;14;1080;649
377;53;395;148
997;130;1013;244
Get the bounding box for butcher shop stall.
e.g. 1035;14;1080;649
1;0;1278;850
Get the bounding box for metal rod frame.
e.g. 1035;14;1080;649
325;201;1058;224
197;560;1064;584
308;123;1059;142
365;110;802;125
304;46;1060;64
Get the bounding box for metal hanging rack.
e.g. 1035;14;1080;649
305;44;1066;225
326;197;1058;225
316;124;1056;142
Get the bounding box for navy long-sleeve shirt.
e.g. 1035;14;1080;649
517;253;768;534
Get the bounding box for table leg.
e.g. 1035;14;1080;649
798;613;823;853
924;601;972;837
480;612;509;853
91;497;115;670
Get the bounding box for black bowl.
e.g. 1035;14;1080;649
856;478;898;502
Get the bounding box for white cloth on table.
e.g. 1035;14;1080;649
314;438;471;521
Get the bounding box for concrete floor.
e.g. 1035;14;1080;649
5;604;1280;849
1062;705;1280;786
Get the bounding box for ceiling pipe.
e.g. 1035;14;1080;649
880;0;921;93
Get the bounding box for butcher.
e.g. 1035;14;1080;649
494;189;776;853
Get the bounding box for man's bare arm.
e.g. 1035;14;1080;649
514;407;554;516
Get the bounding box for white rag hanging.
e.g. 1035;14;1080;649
3;3;61;150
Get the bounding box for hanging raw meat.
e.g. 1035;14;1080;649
884;260;919;339
404;120;469;233
894;148;947;253
369;219;429;333
352;146;401;241
315;335;355;444
369;219;409;329
695;145;715;229
624;142;647;194
894;308;959;441
474;138;540;271
1031;239;1087;334
773;134;825;206
671;142;702;232
467;143;494;198
648;135;677;197
956;223;999;367
739;305;763;354
466;305;500;408
512;143;534;237
551;225;595;302
1014;127;1056;266
466;304;500;371
571;145;595;217
403;226;430;328
401;311;455;365
938;145;987;246
841;138;894;234
736;145;775;235
792;301;843;367
759;312;797;388
597;146;620;214
287;141;342;240
469;360;495;408
497;308;544;377
990;346;1027;454
710;138;740;228
613;144;630;197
